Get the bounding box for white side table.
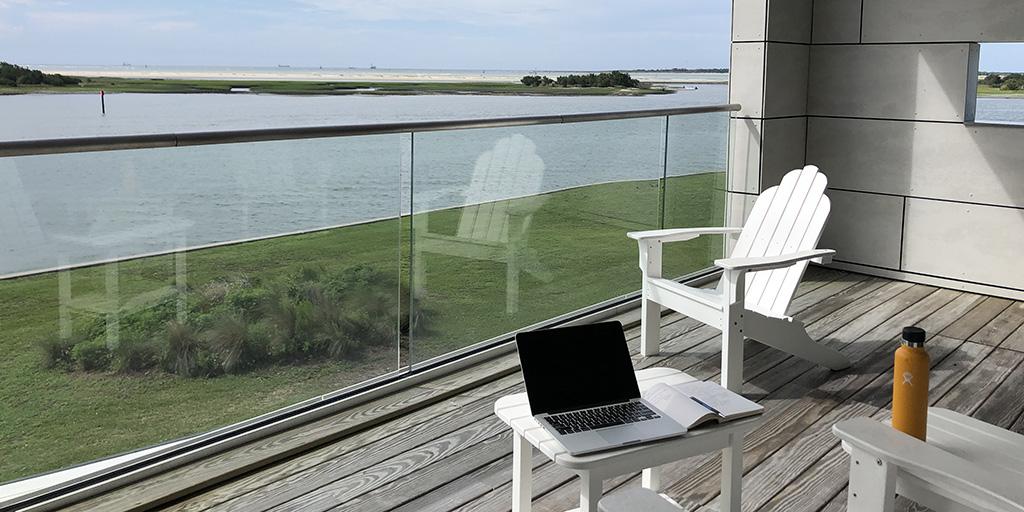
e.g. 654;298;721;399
494;367;762;512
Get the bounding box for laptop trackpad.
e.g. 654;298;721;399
597;426;643;447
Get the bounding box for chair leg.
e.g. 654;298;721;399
640;293;661;357
721;270;745;392
847;447;897;512
721;318;744;393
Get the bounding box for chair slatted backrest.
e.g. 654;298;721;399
456;134;544;242
728;166;832;317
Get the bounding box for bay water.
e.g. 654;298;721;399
0;86;728;275
2;85;1020;276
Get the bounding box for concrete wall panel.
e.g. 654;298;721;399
819;189;904;269
730;43;766;118
767;0;812;43
764;43;809;118
811;0;861;43
761;117;807;190
729;118;762;194
862;0;1024;43
807;117;1024;208
733;0;768;41
808;44;973;122
903;198;1024;290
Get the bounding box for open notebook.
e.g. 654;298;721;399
642;380;763;432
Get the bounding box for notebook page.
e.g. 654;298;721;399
642;383;716;429
673;380;763;420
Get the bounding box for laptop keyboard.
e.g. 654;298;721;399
545;401;660;435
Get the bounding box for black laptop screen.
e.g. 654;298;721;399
515;321;641;415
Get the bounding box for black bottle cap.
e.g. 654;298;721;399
902;326;926;347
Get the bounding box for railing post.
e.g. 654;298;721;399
406;131;416;372
659;115;670;229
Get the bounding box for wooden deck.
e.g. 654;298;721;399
64;267;1024;512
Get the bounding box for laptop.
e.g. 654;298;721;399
515;321;685;456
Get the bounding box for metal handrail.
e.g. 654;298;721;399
0;104;740;157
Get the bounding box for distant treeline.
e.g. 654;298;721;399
980;73;1024;91
520;71;641;88
0;62;81;87
628;67;728;73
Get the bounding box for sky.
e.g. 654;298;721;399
2;2;1022;71
0;0;733;70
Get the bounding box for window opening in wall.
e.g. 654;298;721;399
974;43;1024;125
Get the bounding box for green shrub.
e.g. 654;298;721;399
118;294;180;338
343;308;395;348
164;320;204;377
225;286;272;322
37;262;433;378
73;340;112;372
36;335;81;370
264;292;316;357
207;314;271;373
1001;78;1024;91
113;335;163;374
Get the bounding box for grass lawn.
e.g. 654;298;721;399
0;77;672;96
0;173;723;483
977;84;1024;97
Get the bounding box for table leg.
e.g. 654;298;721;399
720;432;743;512
578;471;602;512
642;466;661;492
512;432;532;512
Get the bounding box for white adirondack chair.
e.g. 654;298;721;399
627;165;850;392
414;134;551;314
833;409;1024;512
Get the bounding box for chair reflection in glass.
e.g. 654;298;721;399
413;133;552;315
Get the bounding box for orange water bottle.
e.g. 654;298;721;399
892;326;929;440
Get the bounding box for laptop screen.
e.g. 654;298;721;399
515;321;641;415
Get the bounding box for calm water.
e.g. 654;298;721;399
0;86;729;275
2;87;1019;276
976;97;1024;124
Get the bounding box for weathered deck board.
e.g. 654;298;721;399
940;296;1011;341
65;267;1021;512
970;301;1024;346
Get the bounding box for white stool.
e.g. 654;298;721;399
599;487;683;511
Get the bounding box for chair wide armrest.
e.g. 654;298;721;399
833;417;1024;511
627;227;743;244
715;249;834;272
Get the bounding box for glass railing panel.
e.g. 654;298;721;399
662;112;729;279
0;135;403;484
408;117;668;363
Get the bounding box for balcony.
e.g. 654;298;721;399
39;267;1024;512
5;2;1024;509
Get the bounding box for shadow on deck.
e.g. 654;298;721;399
65;267;1024;512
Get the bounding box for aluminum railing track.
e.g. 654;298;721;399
0;104;739;157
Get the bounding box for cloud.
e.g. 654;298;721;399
0;0;35;8
25;8;197;32
294;0;588;26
